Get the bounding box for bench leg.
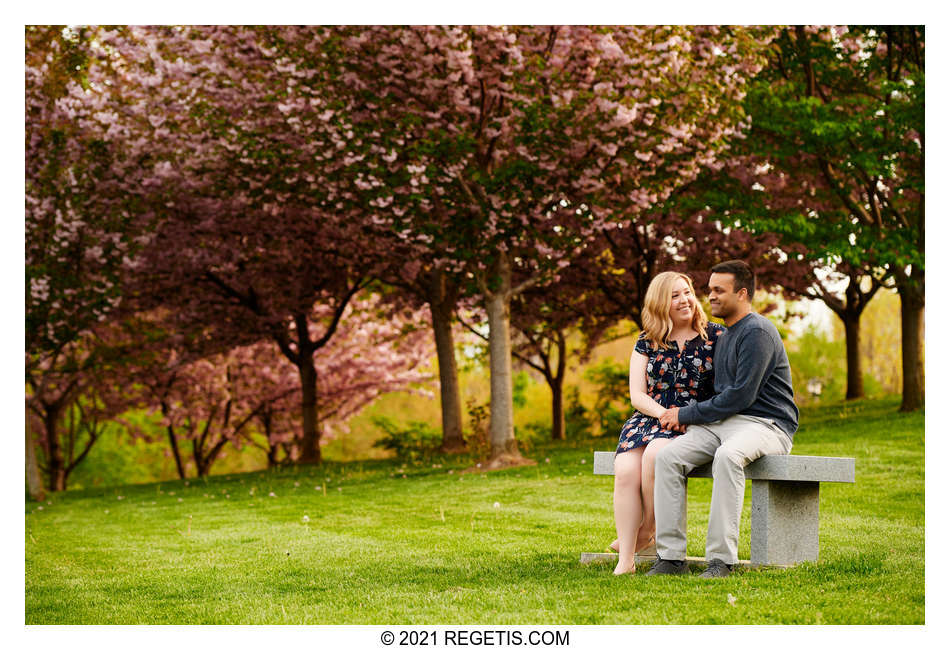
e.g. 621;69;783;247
750;480;819;566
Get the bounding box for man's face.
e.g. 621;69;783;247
708;272;744;319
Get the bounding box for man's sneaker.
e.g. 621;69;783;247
699;558;734;578
645;558;688;576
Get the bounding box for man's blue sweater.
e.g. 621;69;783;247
678;312;799;438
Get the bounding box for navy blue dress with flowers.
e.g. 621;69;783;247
616;322;725;454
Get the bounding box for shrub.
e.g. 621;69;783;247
583;357;629;436
370;416;442;460
564;385;593;438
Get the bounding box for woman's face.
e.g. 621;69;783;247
668;277;695;325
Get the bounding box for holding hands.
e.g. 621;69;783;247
659;406;687;433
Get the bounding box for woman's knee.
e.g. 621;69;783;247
641;441;667;479
613;453;642;488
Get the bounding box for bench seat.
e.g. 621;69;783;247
587;451;855;566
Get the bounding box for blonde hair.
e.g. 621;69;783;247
640;271;709;350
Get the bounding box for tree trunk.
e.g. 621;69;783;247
166;426;186;479
549;331;567;440
897;270;925;412
842;312;865;400
25;407;46;502
161;398;187;479
550;379;565;441
429;273;466;452
297;359;322;464
483;264;525;467
43;410;66;492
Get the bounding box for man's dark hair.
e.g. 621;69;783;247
711;260;755;297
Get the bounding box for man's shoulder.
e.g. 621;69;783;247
738;313;781;340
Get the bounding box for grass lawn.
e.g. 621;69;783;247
25;397;924;624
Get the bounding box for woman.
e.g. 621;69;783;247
609;271;724;575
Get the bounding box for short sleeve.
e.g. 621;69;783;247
707;322;725;341
634;335;653;356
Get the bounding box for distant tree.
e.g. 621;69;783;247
135;294;433;476
26;328;137;491
736;25;924;410
800;263;884;399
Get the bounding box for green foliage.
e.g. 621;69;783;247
786;328;848;406
512;371;530;409
370;416;443;461
583;358;629;436
25;398;923;624
464;398;492;458
564;385;593;438
788;290;902;405
64;423;170;490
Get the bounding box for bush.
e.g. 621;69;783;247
370;415;443;460
786;328;847;405
463;398;491;458
564;385;593;438
583;357;629;436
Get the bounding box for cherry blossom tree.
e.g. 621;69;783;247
26;26;164;360
26;327;139;492
27;26;776;471
330;25;773;466
66;26;404;463
133;293;433;476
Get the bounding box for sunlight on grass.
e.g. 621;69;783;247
25;397;923;624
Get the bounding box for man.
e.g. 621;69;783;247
646;260;798;578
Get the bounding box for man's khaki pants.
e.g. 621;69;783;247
653;415;793;565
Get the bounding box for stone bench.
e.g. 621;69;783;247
582;451;855;567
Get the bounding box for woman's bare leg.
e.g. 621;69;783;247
612;448;645;574
636;438;674;549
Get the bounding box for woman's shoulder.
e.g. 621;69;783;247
634;333;658;354
705;321;726;339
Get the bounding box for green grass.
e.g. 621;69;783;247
25;397;924;624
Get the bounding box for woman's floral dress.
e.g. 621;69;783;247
616;322;725;454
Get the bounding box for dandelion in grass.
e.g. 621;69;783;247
581;459;586;464
117;496;124;500
493;502;500;509
314;486;322;491
37;506;44;511
302;515;310;523
727;593;737;606
177;498;183;502
269;492;277;497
